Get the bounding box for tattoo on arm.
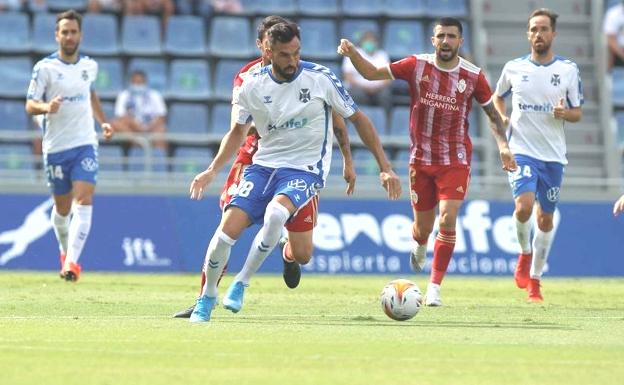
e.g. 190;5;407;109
333;125;352;162
482;102;508;146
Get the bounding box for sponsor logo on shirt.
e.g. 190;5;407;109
522;75;529;82
263;96;272;104
267;118;308;132
546;187;560;202
420;92;459;111
517;102;553;113
288;178;308;191
62;93;88;103
81;157;98;172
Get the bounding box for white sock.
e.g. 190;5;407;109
50;206;70;255
234;201;290;284
201;230;236;297
515;215;533;254
530;228;553;279
413;243;427;260
64;204;92;268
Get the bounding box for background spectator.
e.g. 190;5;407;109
604;0;624;70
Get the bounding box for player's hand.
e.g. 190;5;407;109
189;169;216;200
101;123;114;141
380;169;401;200
337;39;356;58
614;195;624;216
47;96;62;114
343;162;356;196
553;98;566;120
499;148;517;172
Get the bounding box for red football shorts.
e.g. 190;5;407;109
409;164;471;211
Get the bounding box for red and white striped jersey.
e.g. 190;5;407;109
232;57;263;163
389;54;492;166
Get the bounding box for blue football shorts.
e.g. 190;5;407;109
44;144;98;195
226;164;324;225
507;154;564;214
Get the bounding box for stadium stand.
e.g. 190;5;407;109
81;14;119;56
0;12;31;54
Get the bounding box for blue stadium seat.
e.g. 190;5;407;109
121;15;162;56
32;13;57;54
0;145;33;171
297;0;338;16
613;69;624;107
389;106;410;137
341;0;383;16
167;59;211;101
0;100;29;131
0;12;30;54
210;103;232;135
616;112;624;147
127;147;168;172
0;57;32;98
384;21;425;59
242;0;297;15
426;0;468;17
359;106;387;135
352;148;381;175
94;58;123;99
128;58;168;93
46;0;87;11
340;19;380;44
393;149;411;174
97;145;124;172
209;17;253;58
384;0;426;17
173;147;213;174
96;102;114;132
214;60;247;100
81;14;119;56
164;16;206;57
168;103;209;134
299;19;338;60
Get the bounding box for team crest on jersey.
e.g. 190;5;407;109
551;74;560;86
81;157;97;172
299;88;311;103
456;79;466;93
81;70;88;81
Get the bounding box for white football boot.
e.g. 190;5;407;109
425;282;442;306
409;246;426;273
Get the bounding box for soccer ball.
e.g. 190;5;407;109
380;279;422;321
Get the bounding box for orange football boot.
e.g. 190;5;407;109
527;278;543;302
514;253;532;289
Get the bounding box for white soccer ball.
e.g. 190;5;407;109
380;279;422;321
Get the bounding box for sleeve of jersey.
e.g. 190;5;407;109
388;56;416;81
566;63;584;108
494;64;511;98
324;71;358;118
234;82;252;125
26;62;47;101
474;71;494;106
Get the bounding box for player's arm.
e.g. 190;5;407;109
614;194;624;217
26;96;62;115
482;101;517;172
190;121;251;200
90;90;113;140
337;39;392;81
331;111;356;196
348;110;401;199
492;94;510;126
553;98;582;123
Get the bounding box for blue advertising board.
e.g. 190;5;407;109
1;193;623;276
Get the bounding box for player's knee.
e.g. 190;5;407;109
536;215;554;232
514;206;532;222
264;201;290;229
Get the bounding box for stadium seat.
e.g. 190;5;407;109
242;0;297;15
210;103;232;135
128;58;168;93
341;0;383;16
46;0;88;11
0;100;29;131
121;15;162;56
359;105;387;135
426;0;468;17
126;147;168;173
97;144;124;172
168;103;210;134
393;149;411;174
173;147;213;174
384;20;425;59
0;57;32;98
164;15;207;57
299;19;338;60
32;13;57;54
384;0;426;17
297;0;338;16
616;112;624;147
94;58;124;99
81;14;119;56
339;19;380;45
96;102;114;132
167;59;211;101
389;106;410;137
208;17;253;59
0;12;30;54
214;60;247;100
352;148;381;175
0;144;34;172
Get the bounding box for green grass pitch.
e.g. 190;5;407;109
1;272;623;385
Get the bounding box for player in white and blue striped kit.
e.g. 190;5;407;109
26;10;114;281
493;8;583;302
187;21;401;322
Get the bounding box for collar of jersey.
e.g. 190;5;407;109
50;51;82;65
527;55;559;67
267;64;303;84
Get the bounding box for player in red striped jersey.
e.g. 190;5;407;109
339;17;517;306
173;16;357;318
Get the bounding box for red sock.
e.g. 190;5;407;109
430;230;456;285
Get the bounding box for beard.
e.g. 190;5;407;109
61;42;79;57
273;63;298;81
436;46;459;62
532;40;551;55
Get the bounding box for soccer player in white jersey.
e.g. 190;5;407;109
187;21;401;322
493;8;583;302
26;10;114;281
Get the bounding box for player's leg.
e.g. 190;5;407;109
280;195;318;288
408;164;436;273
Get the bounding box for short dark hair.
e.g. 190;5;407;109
267;21;300;47
56;9;82;31
528;8;558;31
257;15;290;41
434;17;463;36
